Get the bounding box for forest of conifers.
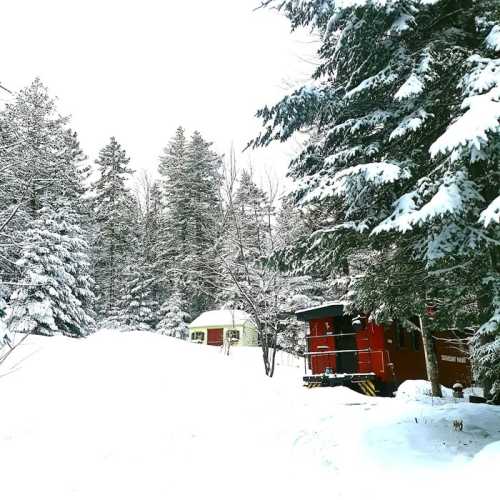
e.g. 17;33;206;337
1;0;499;400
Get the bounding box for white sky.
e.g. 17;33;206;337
1;0;315;188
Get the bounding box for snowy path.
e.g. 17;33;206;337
0;331;499;499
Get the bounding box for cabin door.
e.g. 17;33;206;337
207;328;224;346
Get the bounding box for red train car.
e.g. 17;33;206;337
296;303;473;396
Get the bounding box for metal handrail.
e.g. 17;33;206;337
305;349;370;356
305;332;360;339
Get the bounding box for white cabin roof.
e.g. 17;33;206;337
189;310;252;328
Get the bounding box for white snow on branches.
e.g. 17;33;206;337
372;191;418;233
373;172;478;234
479;196;500;227
430;88;500;161
394;50;433;101
389;13;414;33
301;162;407;203
332;0;440;9
333;110;392;135
430;55;500;162
332;162;408;193
486;25;500;52
394;74;424;100
416;180;467;218
324;145;364;166
345;68;398;99
390;109;432;140
463;55;500;95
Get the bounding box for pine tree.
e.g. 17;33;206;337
182;131;222;315
119;262;158;329
143;180;163;288
157;289;190;339
234;170;270;256
0;79;69;217
157;128;222;317
0;80;87;285
7;202;95;338
0;79;95;343
91;137;135;319
255;0;500;396
155;127;188;302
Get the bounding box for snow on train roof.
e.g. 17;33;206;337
295;302;346;315
189;310;252;328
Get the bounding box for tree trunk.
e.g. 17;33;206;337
419;315;442;397
267;329;279;378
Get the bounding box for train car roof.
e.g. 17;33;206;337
295;302;346;321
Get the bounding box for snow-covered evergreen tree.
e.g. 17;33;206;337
234;169;271;257
118;242;159;330
0;80;88;285
7;202;95;338
182;131;222;316
255;0;500;396
155;126;189;299
157;128;222;317
91;137;136;319
0;79;96;343
157;290;190;339
143;181;163;307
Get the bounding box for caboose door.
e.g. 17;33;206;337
334;317;358;373
308;318;336;375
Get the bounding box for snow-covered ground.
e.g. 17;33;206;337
0;330;498;500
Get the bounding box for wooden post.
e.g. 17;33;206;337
419;315;442;397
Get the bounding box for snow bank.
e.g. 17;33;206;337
0;331;498;500
396;379;454;400
468;441;500;475
396;379;486;404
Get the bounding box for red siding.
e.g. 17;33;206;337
354;323;391;381
384;323;427;383
305;314;474;388
434;332;472;387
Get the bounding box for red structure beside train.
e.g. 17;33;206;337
296;303;472;396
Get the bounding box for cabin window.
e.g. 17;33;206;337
226;330;240;341
192;331;204;342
